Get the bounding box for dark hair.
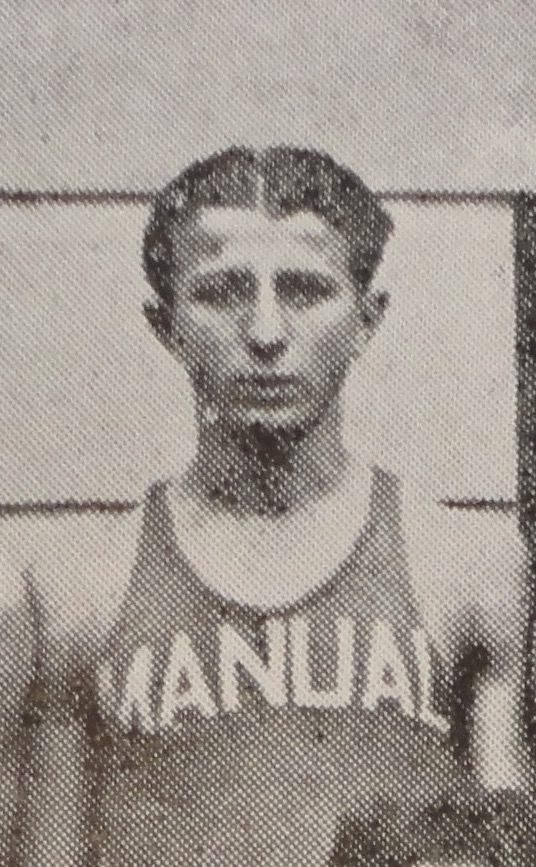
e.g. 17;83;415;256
143;145;393;338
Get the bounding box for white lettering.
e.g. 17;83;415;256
117;645;156;734
412;629;449;733
290;615;355;708
160;632;217;728
362;620;415;718
220;620;287;712
109;615;450;731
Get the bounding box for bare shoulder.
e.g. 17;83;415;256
0;499;145;669
401;480;527;659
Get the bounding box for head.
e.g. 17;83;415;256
143;146;392;437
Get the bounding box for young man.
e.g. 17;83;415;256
1;146;532;866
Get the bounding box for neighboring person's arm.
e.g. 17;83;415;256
415;509;534;865
413;495;534;864
17;578;92;867
455;514;534;865
418;508;533;865
0;532;36;863
15;507;141;867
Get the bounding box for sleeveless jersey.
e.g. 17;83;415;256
79;467;464;867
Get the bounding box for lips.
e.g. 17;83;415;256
240;374;295;389
234;373;300;407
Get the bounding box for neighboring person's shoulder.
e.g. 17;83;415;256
0;494;146;666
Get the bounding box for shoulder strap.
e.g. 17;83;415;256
366;466;420;631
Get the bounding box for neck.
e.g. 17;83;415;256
188;402;348;516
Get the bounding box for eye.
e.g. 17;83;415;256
190;269;253;307
276;270;338;309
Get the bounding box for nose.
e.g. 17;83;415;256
246;273;287;364
248;337;286;364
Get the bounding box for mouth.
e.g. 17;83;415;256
234;373;300;408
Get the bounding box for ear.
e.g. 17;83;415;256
360;289;389;336
144;302;183;357
349;290;389;360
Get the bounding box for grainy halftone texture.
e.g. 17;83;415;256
0;4;534;867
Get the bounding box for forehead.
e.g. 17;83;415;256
197;207;334;239
176;207;349;272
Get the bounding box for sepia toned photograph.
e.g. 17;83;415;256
0;2;535;865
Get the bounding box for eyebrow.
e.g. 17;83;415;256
190;266;340;284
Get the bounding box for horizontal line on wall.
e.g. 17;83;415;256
0;499;140;517
0;189;520;207
0;190;155;207
379;190;516;206
0;497;518;518
438;498;518;512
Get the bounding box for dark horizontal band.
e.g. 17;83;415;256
0;496;516;518
0;188;519;208
0;498;140;517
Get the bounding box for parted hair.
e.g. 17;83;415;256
143;145;393;339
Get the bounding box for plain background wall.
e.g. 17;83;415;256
0;0;536;192
0;199;516;503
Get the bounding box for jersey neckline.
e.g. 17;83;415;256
154;464;391;617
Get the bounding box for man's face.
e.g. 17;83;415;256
170;206;375;432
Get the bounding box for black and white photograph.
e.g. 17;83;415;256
0;3;535;865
